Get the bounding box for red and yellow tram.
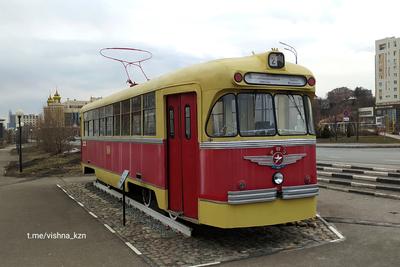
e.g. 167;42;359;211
81;49;318;228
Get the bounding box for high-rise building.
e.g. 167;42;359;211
375;37;400;132
7;110;16;129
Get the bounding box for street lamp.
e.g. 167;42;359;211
279;41;298;64
15;109;24;172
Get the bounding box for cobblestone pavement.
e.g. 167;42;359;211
62;182;339;267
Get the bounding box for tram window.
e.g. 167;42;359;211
185;105;191;139
88;110;93;136
113;102;121;136
131;96;141;135
93;109;99;136
105;105;113;136
169;108;174;138
304;96;315;135
143;92;156;136
83;112;89;136
275;94;307;135
206;94;237;137
238;93;275;136
121;99;131;136
99;107;105;136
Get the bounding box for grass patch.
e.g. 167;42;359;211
6;145;82;177
317;135;400;144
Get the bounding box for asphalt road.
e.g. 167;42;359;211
222;188;400;267
0;147;147;267
317;147;400;167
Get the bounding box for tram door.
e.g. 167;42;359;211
167;92;198;218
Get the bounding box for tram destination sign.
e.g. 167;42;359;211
244;72;307;87
117;170;130;189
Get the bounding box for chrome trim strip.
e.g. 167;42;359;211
82;136;163;144
228;188;277;204
281;184;319;199
200;139;316;149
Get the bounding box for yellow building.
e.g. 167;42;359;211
43;90;101;133
43;90;65;127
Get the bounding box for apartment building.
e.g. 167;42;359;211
375;37;400;132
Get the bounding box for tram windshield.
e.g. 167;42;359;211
237;93;276;136
275;94;307;135
206;92;314;137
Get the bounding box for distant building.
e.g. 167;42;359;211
7;110;16;129
21;114;39;126
43;90;101;134
0;118;5;141
44;90;65;127
358;107;375;124
375;37;400;132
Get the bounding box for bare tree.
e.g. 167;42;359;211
36;116;74;154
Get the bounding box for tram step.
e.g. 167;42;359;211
317;181;400;200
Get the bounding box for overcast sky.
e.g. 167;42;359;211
1;0;399;121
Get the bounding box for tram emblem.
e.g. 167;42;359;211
244;146;306;169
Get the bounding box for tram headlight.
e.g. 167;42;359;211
273;172;284;185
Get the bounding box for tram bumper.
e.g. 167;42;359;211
198;185;318;228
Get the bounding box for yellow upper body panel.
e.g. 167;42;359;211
81;51;315;113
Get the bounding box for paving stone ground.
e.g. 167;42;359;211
61;182;339;267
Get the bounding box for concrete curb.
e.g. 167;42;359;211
318;183;400;200
317;144;400;148
317;170;400;186
318;177;400;192
317;166;400;178
317;162;400;173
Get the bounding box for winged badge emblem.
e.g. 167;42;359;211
244;146;306;169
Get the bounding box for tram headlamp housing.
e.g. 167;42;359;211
273;172;284;185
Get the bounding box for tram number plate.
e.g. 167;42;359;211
117;170;130;189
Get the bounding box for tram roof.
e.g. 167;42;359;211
82;51;314;112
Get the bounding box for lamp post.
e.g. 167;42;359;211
15;109;24;172
279;41;298;64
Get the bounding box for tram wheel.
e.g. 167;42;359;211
142;188;152;207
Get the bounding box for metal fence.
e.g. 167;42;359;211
318;122;385;138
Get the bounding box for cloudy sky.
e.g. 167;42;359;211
1;0;399;121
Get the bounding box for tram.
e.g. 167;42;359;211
81;49;318;228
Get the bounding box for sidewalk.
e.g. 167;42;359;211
379;132;400;140
0;147;148;266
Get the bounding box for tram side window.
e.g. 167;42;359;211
131;96;141;135
143;92;156;136
99;107;105;136
105;105;113;136
93;109;99;136
83;112;89;136
121;99;131;136
238;93;275;136
206;94;237;137
88;110;93;136
113;102;121;136
275;94;307;135
304;96;315;135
